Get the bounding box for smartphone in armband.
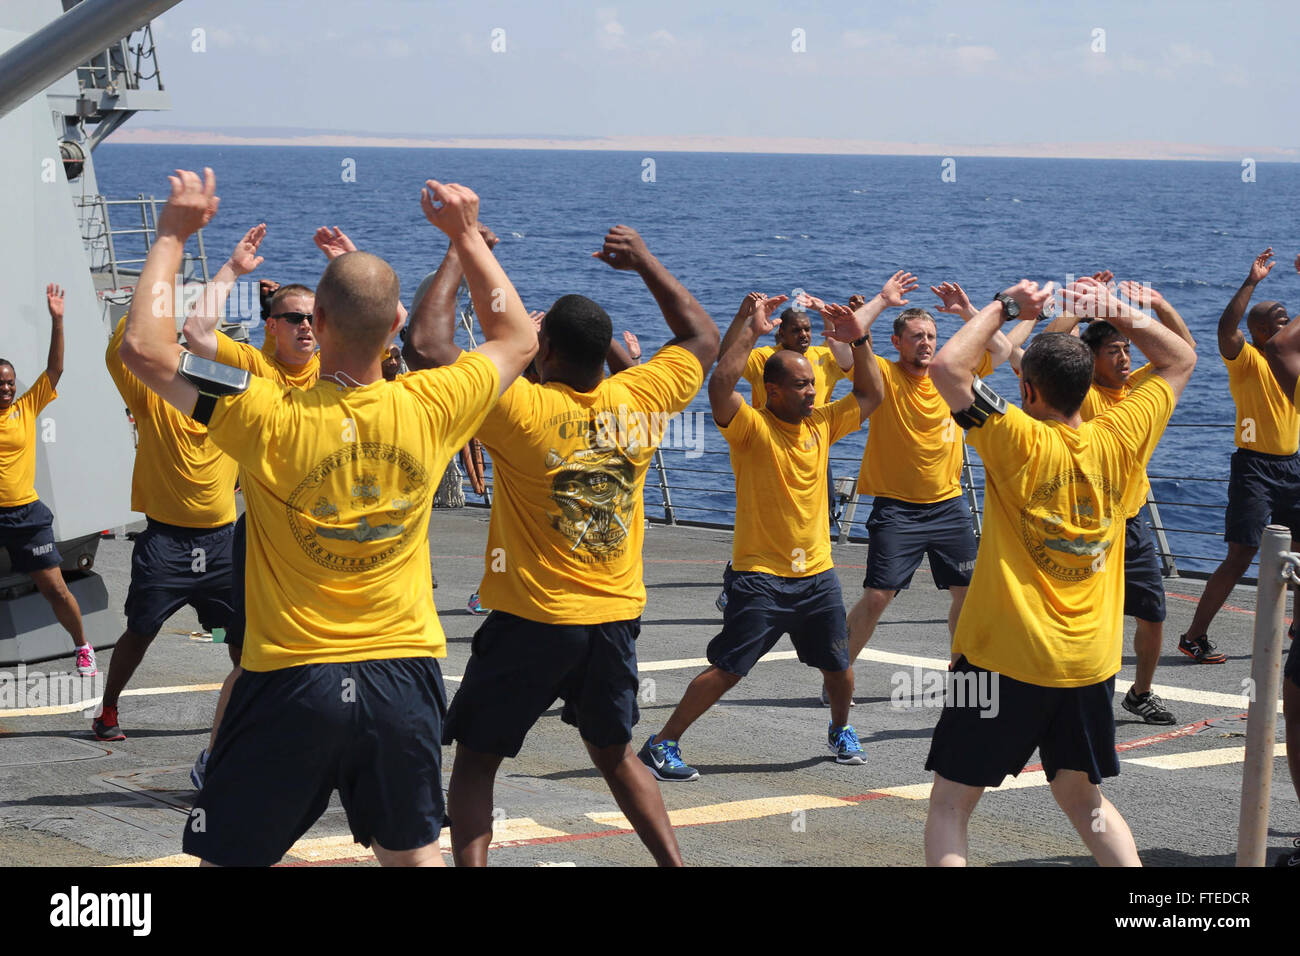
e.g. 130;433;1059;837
178;351;250;425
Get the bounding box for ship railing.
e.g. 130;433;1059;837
455;421;1252;585
74;24;163;95
75;194;210;293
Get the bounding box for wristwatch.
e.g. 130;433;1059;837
850;334;870;348
993;293;1020;321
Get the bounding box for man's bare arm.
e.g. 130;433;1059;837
1117;281;1196;349
403;223;502;372
709;293;786;427
823;302;883;422
182;223;265;359
419;181;534;394
1218;249;1274;360
593;226;719;373
121;169;222;413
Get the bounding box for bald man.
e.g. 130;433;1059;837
1180;249;1300;663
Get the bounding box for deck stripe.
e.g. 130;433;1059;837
1122;745;1285;770
0;682;225;718
587;793;855;830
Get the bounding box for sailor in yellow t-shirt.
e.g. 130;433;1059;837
0;284;93;674
407;225;717;868
1183;248;1300;662
840;276;1015;704
1068;281;1196;727
923;278;1196;867
119;169;537;867
642;292;879;777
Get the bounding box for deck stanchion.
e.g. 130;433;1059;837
653;448;676;525
1236;524;1290;866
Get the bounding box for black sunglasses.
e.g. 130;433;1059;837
271;311;313;325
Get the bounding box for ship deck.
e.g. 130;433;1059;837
0;506;1293;867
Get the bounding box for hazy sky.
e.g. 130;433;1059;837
141;0;1298;148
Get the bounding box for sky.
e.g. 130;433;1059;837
133;0;1299;151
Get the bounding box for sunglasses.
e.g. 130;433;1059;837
271;312;313;325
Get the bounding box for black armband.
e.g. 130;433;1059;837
950;376;1007;430
178;351;250;425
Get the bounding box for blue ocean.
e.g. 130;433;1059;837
94;145;1300;575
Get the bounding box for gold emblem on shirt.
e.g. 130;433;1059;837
288;443;429;571
547;418;637;560
1020;471;1118;582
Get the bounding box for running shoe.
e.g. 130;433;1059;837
75;645;97;676
1121;688;1177;725
92;705;125;742
715;589;727;613
432;573;438;590
1275;838;1300;868
467;592;488;615
638;736;699;781
1178;633;1227;664
819;686;855;707
828;723;865;764
190;749;210;790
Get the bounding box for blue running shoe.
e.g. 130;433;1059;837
467;592;489;615
715;589;727;613
638;736;700;781
828;723;865;765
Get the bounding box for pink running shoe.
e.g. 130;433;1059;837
75;645;98;677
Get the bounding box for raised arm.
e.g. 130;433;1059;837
823;302;883;422
120;168;221;413
315;225;408;329
709;293;787;427
593;226;719;373
419;180;534;394
932;280;1017;370
932;281;1053;412
182;223;265;359
606;331;641;375
1118;281;1197;349
1218;249;1274;360
403;239;469;371
1259;253;1300;402
44;283;65;389
795;293;852;371
1063;278;1197;399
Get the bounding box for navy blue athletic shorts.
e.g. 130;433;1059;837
124;518;234;638
183;657;448;866
863;495;977;591
707;566;850;677
1224;448;1300;546
925;656;1119;787
444;611;641;757
0;500;61;573
224;513;247;649
1123;510;1166;623
1285;640;1299;685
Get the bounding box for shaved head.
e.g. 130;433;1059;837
1247;300;1289;344
764;349;810;386
315;251;400;354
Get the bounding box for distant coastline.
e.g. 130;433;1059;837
103;127;1300;163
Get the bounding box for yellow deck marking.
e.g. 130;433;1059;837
1122;746;1285;770
1;682;225;718
872;770;1051;801
587;793;854;830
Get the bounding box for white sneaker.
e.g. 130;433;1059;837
75;645;97;677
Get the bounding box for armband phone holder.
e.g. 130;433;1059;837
178;351;250;425
950;376;1007;430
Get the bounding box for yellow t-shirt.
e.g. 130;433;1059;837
0;372;55;507
476;345;704;624
743;345;848;410
957;375;1176;687
1224;342;1299;456
218;331;320;389
857;353;993;504
106;319;238;527
205;351;500;671
1078;363;1155;519
723;395;862;577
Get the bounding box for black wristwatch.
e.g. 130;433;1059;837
850;334;869;348
993;293;1020;321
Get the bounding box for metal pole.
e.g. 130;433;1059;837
0;0;182;121
1236;524;1289;866
652;448;676;525
961;445;982;538
1144;492;1178;578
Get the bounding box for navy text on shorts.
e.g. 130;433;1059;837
863;494;977;591
0;499;61;573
